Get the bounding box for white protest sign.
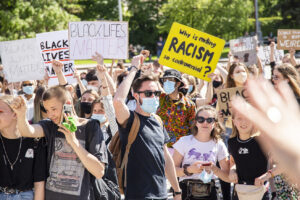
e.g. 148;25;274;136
230;36;257;65
0;38;44;83
36;30;76;86
69;21;128;60
258;45;284;65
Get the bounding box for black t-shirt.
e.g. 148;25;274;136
118;111;170;200
38;119;108;200
228;136;268;185
0;136;47;190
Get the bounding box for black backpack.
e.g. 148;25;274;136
85;120;121;200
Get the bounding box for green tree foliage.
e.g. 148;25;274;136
126;0;167;53
274;0;300;29
158;0;253;41
77;0;118;20
0;0;79;41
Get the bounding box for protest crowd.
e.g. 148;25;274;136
0;20;300;200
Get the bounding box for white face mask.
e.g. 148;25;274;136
86;85;98;91
233;72;247;84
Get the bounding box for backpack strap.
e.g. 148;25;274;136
121;112;140;188
151;113;164;127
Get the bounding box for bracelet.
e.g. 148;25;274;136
183;164;193;176
128;65;138;71
173;190;182;197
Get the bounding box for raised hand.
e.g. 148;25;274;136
52;60;64;74
11;96;28;117
91;52;104;65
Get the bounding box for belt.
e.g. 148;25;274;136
0;186;30;194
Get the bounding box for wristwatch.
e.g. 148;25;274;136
173;190;182;197
183;164;193;176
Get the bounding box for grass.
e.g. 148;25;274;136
74;50;229;65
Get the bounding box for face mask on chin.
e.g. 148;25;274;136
91;114;106;123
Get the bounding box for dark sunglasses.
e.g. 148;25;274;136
196;116;215;124
137;90;161;97
23;84;33;87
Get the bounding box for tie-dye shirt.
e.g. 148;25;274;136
157;93;196;147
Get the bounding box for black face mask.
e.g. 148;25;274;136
212;80;223;88
179;88;188;96
80;102;92;114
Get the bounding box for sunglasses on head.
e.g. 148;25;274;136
196;116;215;124
137;90;161;97
23;84;33;87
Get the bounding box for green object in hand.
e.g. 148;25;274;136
62;116;77;132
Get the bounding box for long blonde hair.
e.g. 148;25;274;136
230;111;260;138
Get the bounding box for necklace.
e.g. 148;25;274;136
0;134;22;170
237;136;253;143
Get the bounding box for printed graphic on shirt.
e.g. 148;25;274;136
25;148;34;158
238;147;249;154
187;148;215;161
46;137;85;196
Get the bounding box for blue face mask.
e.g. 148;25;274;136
23;86;34;95
199;170;213;184
91;114;107;123
163;80;176;94
188;85;193;93
81;79;88;86
140;97;159;114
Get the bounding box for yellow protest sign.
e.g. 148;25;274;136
159;22;225;81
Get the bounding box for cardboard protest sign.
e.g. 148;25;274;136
230;36;257;66
277;29;300;50
158;22;225;82
69;21;128;60
258;45;284;65
0;38;44;83
217;87;246;117
36;30;76;86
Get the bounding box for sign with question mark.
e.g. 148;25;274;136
158;22;225;82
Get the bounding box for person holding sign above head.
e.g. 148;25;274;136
10;86;108;200
0;95;47;200
172;106;230;200
157;69;196;150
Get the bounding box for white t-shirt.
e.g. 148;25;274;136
22;94;35;121
173;135;229;182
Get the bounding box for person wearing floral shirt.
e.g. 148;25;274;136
157;69;196;149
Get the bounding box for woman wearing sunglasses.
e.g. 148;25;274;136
172;106;230;200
